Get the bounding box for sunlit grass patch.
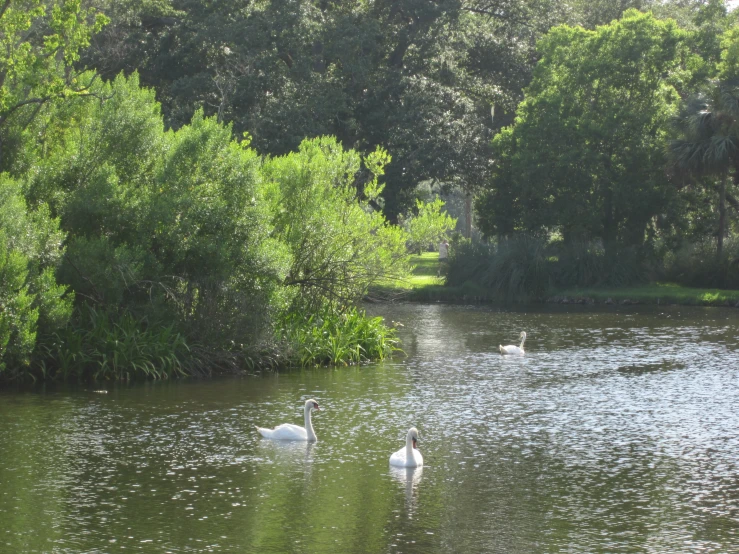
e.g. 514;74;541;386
557;283;739;305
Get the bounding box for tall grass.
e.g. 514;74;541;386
663;237;739;289
35;306;198;381
446;236;551;301
278;306;400;367
446;236;653;300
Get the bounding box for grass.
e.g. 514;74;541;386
369;253;489;302
371;253;739;307
555;283;739;306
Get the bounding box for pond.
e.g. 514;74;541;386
2;303;739;553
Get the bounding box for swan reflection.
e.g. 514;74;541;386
390;465;423;507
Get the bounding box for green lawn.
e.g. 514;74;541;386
555;283;739;306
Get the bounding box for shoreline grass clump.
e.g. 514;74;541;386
34;306;196;381
278;306;400;367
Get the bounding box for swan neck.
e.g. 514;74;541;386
405;433;415;460
304;407;316;440
519;334;526;349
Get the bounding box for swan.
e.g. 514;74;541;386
389;427;424;468
255;399;320;441
500;331;526;355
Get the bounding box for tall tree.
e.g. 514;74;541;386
669;26;739;256
477;10;693;251
0;0;107;168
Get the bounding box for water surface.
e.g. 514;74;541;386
2;304;739;553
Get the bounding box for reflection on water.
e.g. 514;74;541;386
1;304;739;552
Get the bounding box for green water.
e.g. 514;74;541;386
2;304;739;553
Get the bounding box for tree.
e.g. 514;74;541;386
669;36;739;256
0;177;72;376
80;0;556;220
477;10;693;252
262;136;409;308
0;0;108;168
402;198;458;254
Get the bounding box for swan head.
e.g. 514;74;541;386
304;399;320;412
408;427;420;449
520;331;527;340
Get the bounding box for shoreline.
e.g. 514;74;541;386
372;253;739;308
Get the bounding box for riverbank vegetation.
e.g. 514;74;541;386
4;1;739;380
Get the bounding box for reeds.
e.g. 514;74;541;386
37;306;195;380
278;306;400;367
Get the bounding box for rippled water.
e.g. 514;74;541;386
2;304;739;553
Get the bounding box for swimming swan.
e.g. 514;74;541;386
255;399;320;441
499;331;526;355
390;427;424;468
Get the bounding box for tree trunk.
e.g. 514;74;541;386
603;185;614;258
718;174;727;258
464;193;472;239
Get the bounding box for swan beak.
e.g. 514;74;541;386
313;405;320;411
412;438;418;449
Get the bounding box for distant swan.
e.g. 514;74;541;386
500;331;526;356
255;399;320;441
390;427;424;468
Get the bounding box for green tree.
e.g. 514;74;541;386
80;0;555;219
263;136;409;309
478;10;693;252
0;177;72;376
402;198;457;254
0;0;108;167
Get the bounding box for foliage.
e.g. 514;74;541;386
477;10;693;251
2;70;409;380
669;55;739;256
0;0;108;168
0;177;71;377
278;306;400;367
263;136;410;309
446;237;552;301
79;0;560;219
663;236;739;289
446;236;654;300
36;306;194;381
402;198;457;254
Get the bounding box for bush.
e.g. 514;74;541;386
446;236;551;301
446;235;655;300
552;241;653;288
664;238;739;289
0;178;72;379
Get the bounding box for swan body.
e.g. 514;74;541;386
390;427;423;468
500;331;526;355
256;399;320;441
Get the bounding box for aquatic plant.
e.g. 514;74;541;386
278;306;400;367
36;306;196;381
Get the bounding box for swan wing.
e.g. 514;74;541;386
390;446;421;467
500;345;524;356
256;423;309;441
389;447;408;467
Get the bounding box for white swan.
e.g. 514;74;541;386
390;427;423;468
500;331;526;355
255;399;320;441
